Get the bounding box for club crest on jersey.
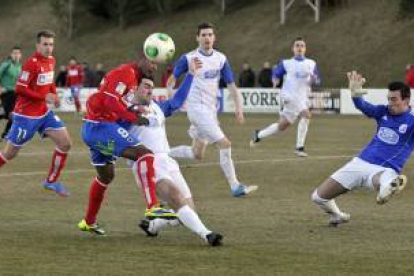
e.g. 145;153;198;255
19;71;29;81
377;127;399;145
115;82;127;94
204;70;219;79
399;124;408;134
37;71;54;85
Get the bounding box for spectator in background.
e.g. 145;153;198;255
0;45;22;140
258;61;273;88
81;62;95;88
92;63;106;87
66;57;84;113
238;63;255;87
55;65;67;87
405;64;414;88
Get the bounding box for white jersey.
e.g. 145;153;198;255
273;57;319;100
129;101;170;154
173;48;235;111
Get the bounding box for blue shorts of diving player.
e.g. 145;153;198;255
81;120;141;166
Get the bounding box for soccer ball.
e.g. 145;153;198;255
143;33;175;64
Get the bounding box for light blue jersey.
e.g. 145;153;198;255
353;97;414;173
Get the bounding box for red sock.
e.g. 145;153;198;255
0;153;7;168
46;148;68;183
85;177;108;225
74;96;81;112
135;154;158;209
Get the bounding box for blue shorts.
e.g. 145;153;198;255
70;86;81;97
7;111;65;147
82;120;141;166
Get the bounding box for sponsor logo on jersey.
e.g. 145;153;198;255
399;124;408;134
204;70;219;79
68;69;79;76
37;71;54;85
377;127;399;145
115;82;127;94
19;71;29;81
294;71;310;79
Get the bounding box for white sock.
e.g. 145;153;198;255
169;146;195;160
150;218;180;233
258;123;279;139
219;148;239;188
177;205;211;239
311;190;342;216
296;118;310;149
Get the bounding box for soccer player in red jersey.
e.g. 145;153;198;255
78;53;175;235
66;57;83;113
0;30;72;196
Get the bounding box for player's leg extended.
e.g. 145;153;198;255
217;137;258;197
311;178;350;226
157;179;223;246
251;116;291;146
296;109;311;157
169;136;207;160
372;169;407;205
43;128;72;196
78;164;113;235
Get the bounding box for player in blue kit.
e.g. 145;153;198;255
311;71;410;226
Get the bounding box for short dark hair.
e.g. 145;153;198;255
388;81;411;100
12;45;22;51
36;30;56;43
197;22;214;35
293;37;305;45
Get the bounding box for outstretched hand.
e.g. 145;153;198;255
188;57;202;75
347;71;367;97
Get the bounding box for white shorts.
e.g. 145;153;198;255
187;107;225;144
280;94;310;123
154;153;192;199
331;157;398;191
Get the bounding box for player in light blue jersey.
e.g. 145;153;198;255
167;22;257;197
311;71;409;226
250;37;320;157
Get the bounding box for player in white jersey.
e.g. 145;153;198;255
128;58;223;246
167;22;258;197
250;37;321;157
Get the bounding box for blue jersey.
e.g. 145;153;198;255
353;97;414;173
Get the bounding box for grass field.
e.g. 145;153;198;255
1;113;414;275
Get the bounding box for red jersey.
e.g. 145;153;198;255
66;64;83;86
85;63;143;123
14;52;56;117
406;68;414;88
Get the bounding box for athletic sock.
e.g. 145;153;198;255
219;148;239;188
297;118;310;149
85;178;108;225
258;123;279;139
177;205;211;239
45;148;68;183
169;146;195;159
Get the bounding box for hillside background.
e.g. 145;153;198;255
0;0;414;87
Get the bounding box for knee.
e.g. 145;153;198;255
98;171;115;184
218;138;231;149
58;140;72;153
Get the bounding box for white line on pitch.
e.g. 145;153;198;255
0;155;353;178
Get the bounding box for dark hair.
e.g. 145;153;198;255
388;81;411;100
69;56;77;62
197;22;214;35
12;45;22;51
36;30;56;43
293;37;305;45
142;74;154;82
